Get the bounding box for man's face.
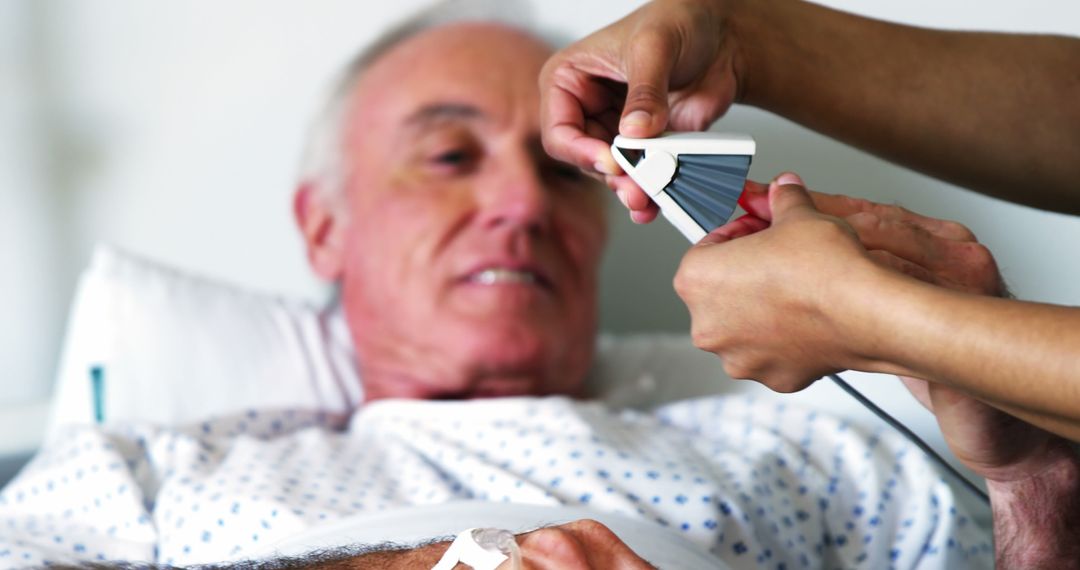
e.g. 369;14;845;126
329;24;607;400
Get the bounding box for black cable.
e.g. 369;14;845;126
828;373;991;505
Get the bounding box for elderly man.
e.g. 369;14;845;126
1;12;1076;570
293;23;604;404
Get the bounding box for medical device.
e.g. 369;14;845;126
431;527;522;570
611;132;755;242
610;133;989;504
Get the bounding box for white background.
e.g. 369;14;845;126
2;0;1078;455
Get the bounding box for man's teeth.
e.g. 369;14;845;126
470;268;538;285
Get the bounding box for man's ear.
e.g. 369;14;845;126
294;183;347;281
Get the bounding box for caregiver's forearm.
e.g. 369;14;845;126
847;275;1080;441
731;0;1080;213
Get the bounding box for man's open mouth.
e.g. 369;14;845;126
461;264;554;291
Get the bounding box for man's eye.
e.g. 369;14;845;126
424;147;477;177
431;149;471;166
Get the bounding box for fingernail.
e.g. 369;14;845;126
775;172;804;187
594;151;620;175
615;188;629;209
630;210;651;224
620;110;652;132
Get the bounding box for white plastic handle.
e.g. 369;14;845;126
609;146;678;197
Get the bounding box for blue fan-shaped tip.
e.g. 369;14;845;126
663;154;752;234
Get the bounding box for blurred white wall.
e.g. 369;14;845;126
1;1;65;407
2;0;1078;421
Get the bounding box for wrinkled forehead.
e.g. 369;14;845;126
347;23;553;138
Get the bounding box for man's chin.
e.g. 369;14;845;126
350;309;590;401
450;319;592;398
453;318;552;367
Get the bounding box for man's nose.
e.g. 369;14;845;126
477;156;552;237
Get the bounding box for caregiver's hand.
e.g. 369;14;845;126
674;172;890;390
675;171;1004;390
539;0;740;223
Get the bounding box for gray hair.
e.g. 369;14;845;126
297;0;557;208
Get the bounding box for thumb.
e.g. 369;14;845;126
768;172;817;223
619;34;675;138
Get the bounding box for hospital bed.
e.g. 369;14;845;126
32;245;989;564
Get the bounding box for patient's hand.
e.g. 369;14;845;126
508;519;656;569
678;174;1080;566
738;178;1064;475
767;182;1080;568
791;181;1063;479
735;178;1005;296
862;222;1080;568
327;519;655;569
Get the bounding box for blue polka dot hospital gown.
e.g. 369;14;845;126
0;396;991;568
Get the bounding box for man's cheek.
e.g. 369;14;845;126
557;203;607;251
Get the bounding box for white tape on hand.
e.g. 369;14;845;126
431;528;514;570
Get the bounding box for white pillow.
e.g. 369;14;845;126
47;246;362;435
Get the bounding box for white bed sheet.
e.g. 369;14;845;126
0;395;992;569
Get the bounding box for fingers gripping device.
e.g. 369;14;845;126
611;132;756;243
611;132;991;505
